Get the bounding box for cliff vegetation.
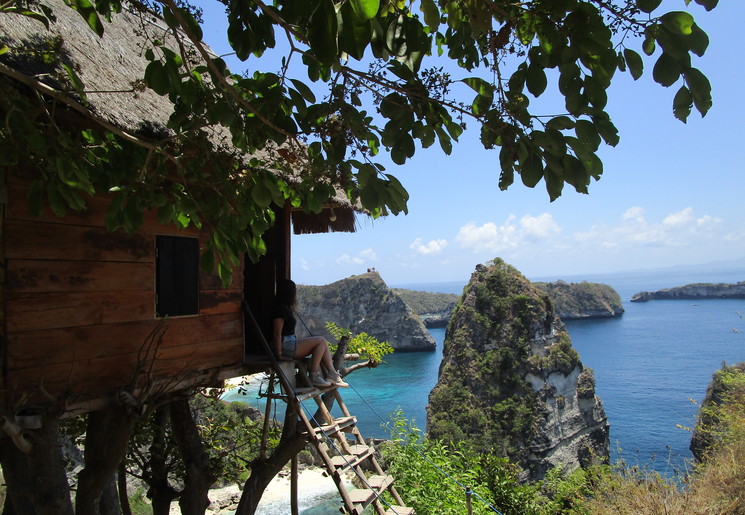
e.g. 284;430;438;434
296;272;436;352
392;288;460;327
427;259;609;481
382;362;745;514
533;280;624;319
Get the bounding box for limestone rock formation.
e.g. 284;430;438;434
392;289;460;328
533;280;624;319
296;272;436;352
427;259;609;481
631;281;745;302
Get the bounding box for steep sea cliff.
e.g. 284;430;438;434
296;271;435;351
427;259;609;481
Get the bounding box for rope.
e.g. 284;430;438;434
345;380;504;515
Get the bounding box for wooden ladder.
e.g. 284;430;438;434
274;365;414;515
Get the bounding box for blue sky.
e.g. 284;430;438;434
194;1;745;286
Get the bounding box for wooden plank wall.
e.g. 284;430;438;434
1;172;245;412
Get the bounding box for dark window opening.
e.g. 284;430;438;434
156;235;199;317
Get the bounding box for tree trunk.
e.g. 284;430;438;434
0;414;74;514
97;477;121;515
170;398;214;515
117;462;131;515
234;404;307;515
148;406;179;515
75;406;135;515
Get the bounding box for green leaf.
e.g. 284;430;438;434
636;0;662;14
642;34;656;56
574;120;601;151
623;48;643;80
338;1;372;60
684;67;712;116
308;0;338;64
386;13;407;56
520;153;543;188
563;155;589;194
0;45;7;56
144;61;171;95
462;77;492;97
420;0;440;31
591;114;620;146
660;11;694;36
525;63;547;97
250;182;272;208
64;0;104;36
350;0;379;20
1;7;50;28
62;63;88;105
673;85;693;122
546;116;575;131
544;168;564;201
694;0;718;11
174;7;203;41
584;76;607;109
391;134;415;164
289;79;316;103
688;24;710;57
652;53;681;87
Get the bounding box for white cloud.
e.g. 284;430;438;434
336;248;377;266
455;213;561;253
335;253;362;265
520;213;562;239
359;248;378;260
410;237;448;255
572;206;722;251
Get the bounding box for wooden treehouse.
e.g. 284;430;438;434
0;1;414;513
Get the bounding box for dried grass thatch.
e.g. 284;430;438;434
292;205;356;235
0;0;359;233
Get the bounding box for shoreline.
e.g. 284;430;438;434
168;466;342;514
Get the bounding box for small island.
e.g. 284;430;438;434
395;279;624;325
631;281;745;302
533;280;624;319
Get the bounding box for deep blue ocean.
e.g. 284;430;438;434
227;267;745;482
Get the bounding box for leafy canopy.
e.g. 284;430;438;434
0;0;718;280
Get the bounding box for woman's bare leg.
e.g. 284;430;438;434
295;337;334;373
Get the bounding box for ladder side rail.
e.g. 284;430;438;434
242;301;299;408
298;405;360;514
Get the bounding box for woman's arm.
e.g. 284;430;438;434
272;317;284;356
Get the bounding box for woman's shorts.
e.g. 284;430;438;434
281;334;297;359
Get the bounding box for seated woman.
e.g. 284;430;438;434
272;279;348;388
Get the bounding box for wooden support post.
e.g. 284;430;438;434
260;374;275;460
465;486;473;515
291;454;299;515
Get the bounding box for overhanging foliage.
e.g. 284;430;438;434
0;0;718;280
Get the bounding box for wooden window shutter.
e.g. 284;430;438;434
156;235;199;316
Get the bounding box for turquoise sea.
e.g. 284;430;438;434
227;266;745;485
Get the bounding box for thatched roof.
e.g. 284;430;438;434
0;0;358;233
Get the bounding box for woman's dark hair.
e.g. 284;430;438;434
275;279;297;310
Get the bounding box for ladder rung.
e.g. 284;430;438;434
330;447;373;472
367;474;394;491
385;506;414;515
348;443;372;456
295;386;327;401
348;488;376;504
303;415;356;438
